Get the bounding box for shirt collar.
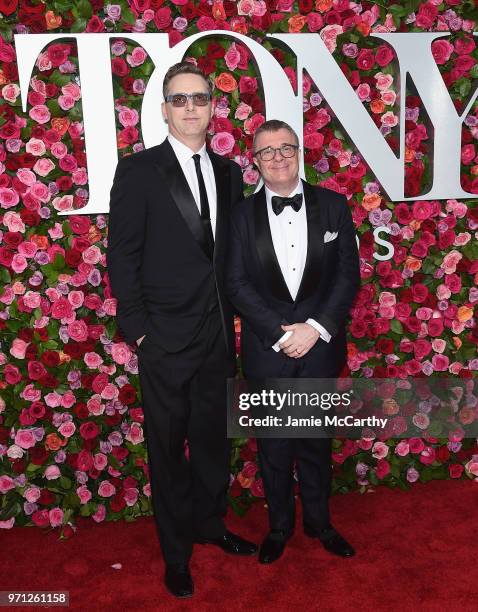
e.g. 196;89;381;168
265;178;303;209
168;134;207;166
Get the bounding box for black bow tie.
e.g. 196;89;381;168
271;193;303;215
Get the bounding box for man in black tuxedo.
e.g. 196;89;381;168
226;120;360;564
106;62;256;598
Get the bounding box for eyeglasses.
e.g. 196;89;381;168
165;92;212;107
253;144;299;161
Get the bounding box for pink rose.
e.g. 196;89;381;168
124;488;139;507
58;94;75;111
431;39;454;65
127;47;147;67
225;43;240;71
92;504;106;523
235;102;252;121
58;421;76;438
30;182;50;203
465;460;478;477
211;132;235;156
381;90;396;106
94;453;108;471
304;132;324;150
84;352;104;369
0;518;15;529
243;166;259;185
375;72;394;91
118;108;139;127
395;441;409;456
111;342;132;365
0;187;19;209
2;83;20;103
320;24;343;53
15;429;36;449
98;480;116;497
101;384;118;401
24;486;41;503
17;168;36;186
244;113;265;135
33;158;55;177
51;142;67;159
49;508;64;528
52;195;74;212
372;441;389;459
356;83;370;102
0;475;15;494
25;138;46;156
45;465;61;480
237;0;254;16
126;423;144;444
431;354;449;371
239;76;257;94
77;485;92;504
10;338;28;359
307;13;324;32
29;105;51;124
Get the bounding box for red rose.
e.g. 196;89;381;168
79;421;100;440
376;459;390;479
427;318;443;337
415;2;438;29
69;215;91;234
375;44;394;67
112;447;129;461
38;488;55;506
356;49;375;71
77;449;94;471
29;446;48;465
154;6;172;29
86;15;105;32
436;446;450;463
449;464;464;479
206;41;225;59
47;43;71;67
74;403;89;419
239;76;257;94
0;0;18;16
119;384;137;405
32;510;50;528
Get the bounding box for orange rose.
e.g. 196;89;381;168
361;193;381;211
236;473;253;488
215;72;238;93
370;99;385;114
212;0;226;20
88;225;102;244
30;234;49;250
459;407;475;425
405;256;421;272
45;10;62;30
356;22;371;37
0;70;7;86
58;351;71;365
457;306;473;322
452;337;462;349
382;398;399;415
288;15;307;33
315;0;332;12
405;147;415;163
51;117;70;136
45;433;63;451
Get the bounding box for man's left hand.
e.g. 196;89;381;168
279;323;320;358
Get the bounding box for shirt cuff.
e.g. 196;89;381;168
306;319;331;343
272;330;292;352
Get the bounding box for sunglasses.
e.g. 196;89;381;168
165;92;212;107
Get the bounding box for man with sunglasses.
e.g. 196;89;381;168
226;119;360;564
107;62;256;599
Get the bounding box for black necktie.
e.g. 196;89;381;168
271;193;303;215
192;154;214;259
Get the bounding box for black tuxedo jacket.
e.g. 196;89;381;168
225;181;360;377
106;139;244;354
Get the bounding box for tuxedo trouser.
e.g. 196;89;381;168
137;309;234;565
257;358;332;536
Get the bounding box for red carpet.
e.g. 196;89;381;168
2;479;478;611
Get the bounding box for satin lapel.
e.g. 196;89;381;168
210;153;230;264
153;140;210;260
296;181;323;303
254;187;293;303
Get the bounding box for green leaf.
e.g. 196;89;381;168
77;0;93;19
0;267;11;284
71;18;87;33
390;319;403;334
122;8;136;25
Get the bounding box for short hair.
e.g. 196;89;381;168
253;119;299;151
162;61;213;99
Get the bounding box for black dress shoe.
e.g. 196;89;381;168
304;525;355;558
259;530;288;564
164;564;194;598
196;529;257;556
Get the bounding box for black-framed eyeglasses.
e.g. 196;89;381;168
165;92;212;107
253;144;299;161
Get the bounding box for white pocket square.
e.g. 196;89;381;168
324;231;338;243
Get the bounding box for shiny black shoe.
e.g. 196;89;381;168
259;530;288;564
304;525;355;558
164;564;194;598
196;530;257;556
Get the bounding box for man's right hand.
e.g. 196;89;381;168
136;335;146;346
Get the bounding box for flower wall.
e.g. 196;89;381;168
0;0;477;531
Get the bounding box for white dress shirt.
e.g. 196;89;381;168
265;181;331;351
168;134;217;236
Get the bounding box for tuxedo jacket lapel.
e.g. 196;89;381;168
210;152;230;264
253;181;323;304
296;180;323;302
254;187;294;303
153;140;211;260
